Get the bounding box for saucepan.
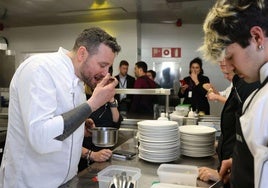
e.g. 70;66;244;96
91;127;118;147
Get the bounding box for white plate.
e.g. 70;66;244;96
151;183;198;188
139;135;179;142
139;137;179;143
139;154;179;163
139;128;178;134
180;134;215;140
179;125;216;135
180;149;215;157
139;146;179;154
138;120;178;127
139;131;179;137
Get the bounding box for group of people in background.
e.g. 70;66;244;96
115;57;213;117
114;60;158;117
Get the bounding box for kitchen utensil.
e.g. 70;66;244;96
121;171;127;188
91;127;118;147
126;176;132;188
108;175;117;188
209;180;224;188
117;174;122;188
97;165;141;188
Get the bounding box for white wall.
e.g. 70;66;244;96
2;20;228;115
2;20;139;76
141;23;228;115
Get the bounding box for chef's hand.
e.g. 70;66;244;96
219;158;232;184
90;149;113;162
84;118;95;137
87;74;118;112
198;167;220;182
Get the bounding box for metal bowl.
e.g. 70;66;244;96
91;127;118;147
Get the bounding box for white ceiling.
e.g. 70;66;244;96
0;0;214;28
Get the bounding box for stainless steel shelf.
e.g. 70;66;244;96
115;88;171;116
115;88;170;95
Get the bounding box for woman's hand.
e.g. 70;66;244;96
207;92;218;100
203;83;213;91
198;167;220;182
190;71;199;85
84;118;95;137
90;149;113;162
180;84;189;94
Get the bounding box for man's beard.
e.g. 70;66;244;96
82;72;104;89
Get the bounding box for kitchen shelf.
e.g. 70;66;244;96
115;88;171;124
115;88;170;95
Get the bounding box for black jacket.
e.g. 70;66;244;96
178;74;210;114
114;74;135;112
217;75;260;188
78;95;123;172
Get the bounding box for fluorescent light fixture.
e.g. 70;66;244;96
160;20;177;24
58;7;127;16
5;49;15;56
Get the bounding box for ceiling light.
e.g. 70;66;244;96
58;7;127;16
160;20;177;24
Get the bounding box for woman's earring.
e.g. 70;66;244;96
258;45;264;50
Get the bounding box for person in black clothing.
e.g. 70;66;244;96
200;1;268;187
178;57;210;115
198;60;260;188
114;60;135;114
78;67;123;173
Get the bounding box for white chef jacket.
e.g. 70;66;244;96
0;47;86;188
219;82;233;99
240;62;268;188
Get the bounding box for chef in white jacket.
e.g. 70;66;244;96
200;0;268;187
0;27;121;188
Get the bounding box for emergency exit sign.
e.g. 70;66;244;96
152;47;181;58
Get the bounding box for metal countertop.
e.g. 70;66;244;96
66;138;219;188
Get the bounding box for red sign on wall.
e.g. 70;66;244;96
152;47;181;58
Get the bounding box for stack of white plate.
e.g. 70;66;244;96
198;116;221;138
138;120;180;163
179;125;216;157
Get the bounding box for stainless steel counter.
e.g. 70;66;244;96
66;138;219;188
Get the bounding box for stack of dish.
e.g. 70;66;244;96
179;125;216;157
138;120;179;163
198;115;221;138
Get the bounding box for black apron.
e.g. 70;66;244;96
231;76;268;188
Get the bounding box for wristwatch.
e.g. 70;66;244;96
109;99;118;108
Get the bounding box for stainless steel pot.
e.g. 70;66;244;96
91;127;118;147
